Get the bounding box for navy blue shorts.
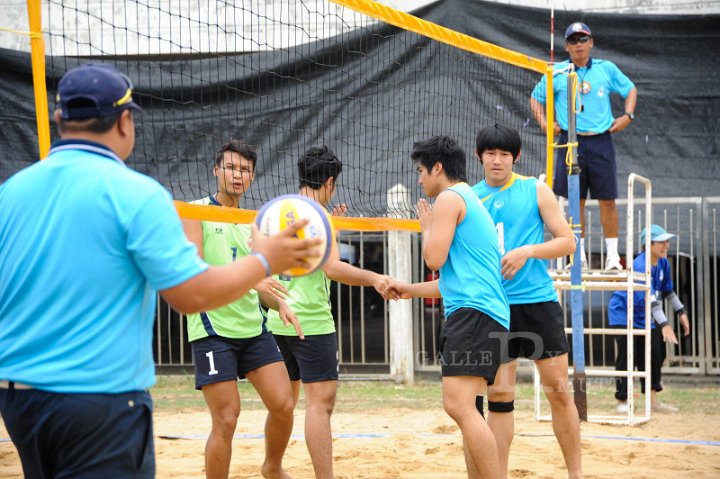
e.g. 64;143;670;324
504;301;570;362
0;387;154;479
274;333;339;383
553;130;617;200
191;331;284;389
439;308;508;383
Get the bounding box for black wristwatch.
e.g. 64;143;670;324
625;112;635;121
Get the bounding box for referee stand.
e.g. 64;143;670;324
535;69;653;426
539;173;653;425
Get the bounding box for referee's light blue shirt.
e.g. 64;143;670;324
531;58;635;133
0;140;208;393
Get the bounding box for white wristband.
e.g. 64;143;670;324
250;252;271;277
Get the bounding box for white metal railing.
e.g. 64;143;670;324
537;174;653;425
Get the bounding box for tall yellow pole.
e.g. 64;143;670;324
545;67;555;187
27;0;51;159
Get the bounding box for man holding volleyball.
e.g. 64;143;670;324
266;145;394;479
182;140;302;479
0;63;320;479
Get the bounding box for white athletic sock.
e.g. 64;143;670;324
606;237;619;257
579;238;587;262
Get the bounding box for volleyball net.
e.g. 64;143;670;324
25;0;552;230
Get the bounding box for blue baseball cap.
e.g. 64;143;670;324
56;63;142;120
640;224;675;245
565;22;592;40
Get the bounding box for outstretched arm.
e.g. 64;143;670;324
165;221;320;314
323;241;393;298
388;279;441;299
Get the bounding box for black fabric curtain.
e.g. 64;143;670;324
1;0;718;199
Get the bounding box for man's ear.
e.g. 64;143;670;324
117;109;133;137
433;162;443;174
514;150;522;164
325;176;335;190
475;148;483;165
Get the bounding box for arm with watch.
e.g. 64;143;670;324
609;86;638;133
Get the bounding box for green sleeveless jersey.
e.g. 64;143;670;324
186;197;265;341
266;268;335;336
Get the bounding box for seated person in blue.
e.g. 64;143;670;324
608;225;690;413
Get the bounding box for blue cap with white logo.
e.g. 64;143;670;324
565;22;592;40
56;63;142;120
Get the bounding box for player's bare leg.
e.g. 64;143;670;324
487;360;518;479
443;376;500;479
202;380;241;479
247;362;296;479
302;380;337;479
463;439;481;479
537;354;583;479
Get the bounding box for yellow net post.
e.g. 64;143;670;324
26;0;50;159
545;66;555;187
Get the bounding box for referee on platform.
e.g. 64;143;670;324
530;21;637;271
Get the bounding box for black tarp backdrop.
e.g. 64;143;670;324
1;0;719;203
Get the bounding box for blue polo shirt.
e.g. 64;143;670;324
0;140;207;393
531;58;635;133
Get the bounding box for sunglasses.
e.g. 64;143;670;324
567;35;591;45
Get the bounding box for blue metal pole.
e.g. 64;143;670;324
567;72;587;420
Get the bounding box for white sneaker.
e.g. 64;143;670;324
652;402;679;413
604;253;623;271
616;401;629;413
564;257;588;270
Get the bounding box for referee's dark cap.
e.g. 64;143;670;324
564;22;592;40
56;63;142;120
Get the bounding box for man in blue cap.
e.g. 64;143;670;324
530;22;638;271
0;63;321;478
607;225;691;414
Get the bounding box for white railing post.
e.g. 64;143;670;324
387;184;414;384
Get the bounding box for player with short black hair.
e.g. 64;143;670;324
183;140;301;479
297;145;343;190
473;124;582;479
267;145;394;479
391;135;509;478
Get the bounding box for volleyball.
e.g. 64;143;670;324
255;194;335;277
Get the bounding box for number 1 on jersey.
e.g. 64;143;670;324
495;222;505;255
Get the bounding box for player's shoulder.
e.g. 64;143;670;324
116;167;170;200
513;173;535;183
470;180;487;194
